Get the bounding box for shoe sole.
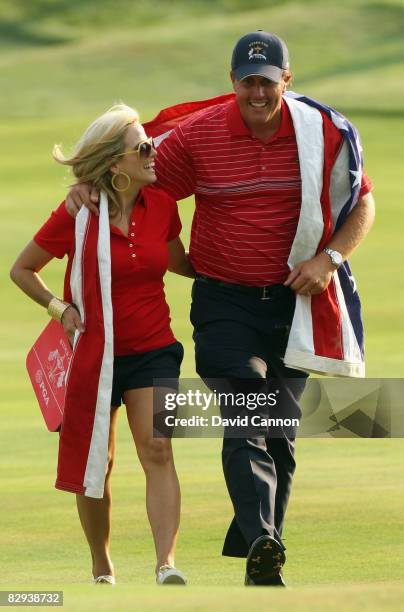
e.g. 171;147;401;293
246;535;286;584
160;574;187;585
157;569;187;585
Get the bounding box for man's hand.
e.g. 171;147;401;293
285;192;375;296
65;183;100;218
61;305;85;347
284;252;335;296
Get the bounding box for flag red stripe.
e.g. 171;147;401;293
56;213;105;494
143;93;234;137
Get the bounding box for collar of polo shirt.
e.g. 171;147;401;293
226;97;294;141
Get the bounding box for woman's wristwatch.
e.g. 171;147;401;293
323;248;343;269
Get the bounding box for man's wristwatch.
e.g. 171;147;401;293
323;248;343;269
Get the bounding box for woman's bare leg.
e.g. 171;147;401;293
75;407;119;578
124;387;181;573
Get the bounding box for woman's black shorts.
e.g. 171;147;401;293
111;341;183;407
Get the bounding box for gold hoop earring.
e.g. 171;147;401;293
111;171;131;192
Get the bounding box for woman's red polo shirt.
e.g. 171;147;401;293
34;186;181;355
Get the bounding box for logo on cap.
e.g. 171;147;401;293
248;41;268;62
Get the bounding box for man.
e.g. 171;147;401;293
66;30;375;585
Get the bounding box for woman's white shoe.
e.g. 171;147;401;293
93;575;116;585
156;565;187;585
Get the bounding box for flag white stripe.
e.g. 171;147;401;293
83;192;113;498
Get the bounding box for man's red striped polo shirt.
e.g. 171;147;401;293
156;98;372;286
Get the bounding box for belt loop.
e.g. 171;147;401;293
261;286;270;301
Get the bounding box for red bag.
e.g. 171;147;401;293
26;320;72;432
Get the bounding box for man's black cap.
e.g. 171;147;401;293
231;30;289;83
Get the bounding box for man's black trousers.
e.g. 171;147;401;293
190;276;307;558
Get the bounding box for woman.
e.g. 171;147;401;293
10;104;194;585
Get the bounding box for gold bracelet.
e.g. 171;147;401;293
47;297;70;322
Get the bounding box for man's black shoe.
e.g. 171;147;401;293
245;535;286;586
244;572;286;586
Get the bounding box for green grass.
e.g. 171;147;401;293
1;0;404;119
2;437;404;608
4;584;404;612
1;1;404;609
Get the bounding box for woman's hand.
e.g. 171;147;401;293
10;241;85;346
61;305;85;347
168;237;195;279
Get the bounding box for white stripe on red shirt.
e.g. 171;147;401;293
155;98;372;286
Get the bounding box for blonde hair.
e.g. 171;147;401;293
53;103;139;217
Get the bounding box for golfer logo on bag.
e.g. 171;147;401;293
47;349;68;390
26;320;72;431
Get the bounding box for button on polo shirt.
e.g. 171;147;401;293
34;186;181;355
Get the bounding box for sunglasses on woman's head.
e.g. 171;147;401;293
114;137;155;159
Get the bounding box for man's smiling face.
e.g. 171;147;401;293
231;72;290;131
